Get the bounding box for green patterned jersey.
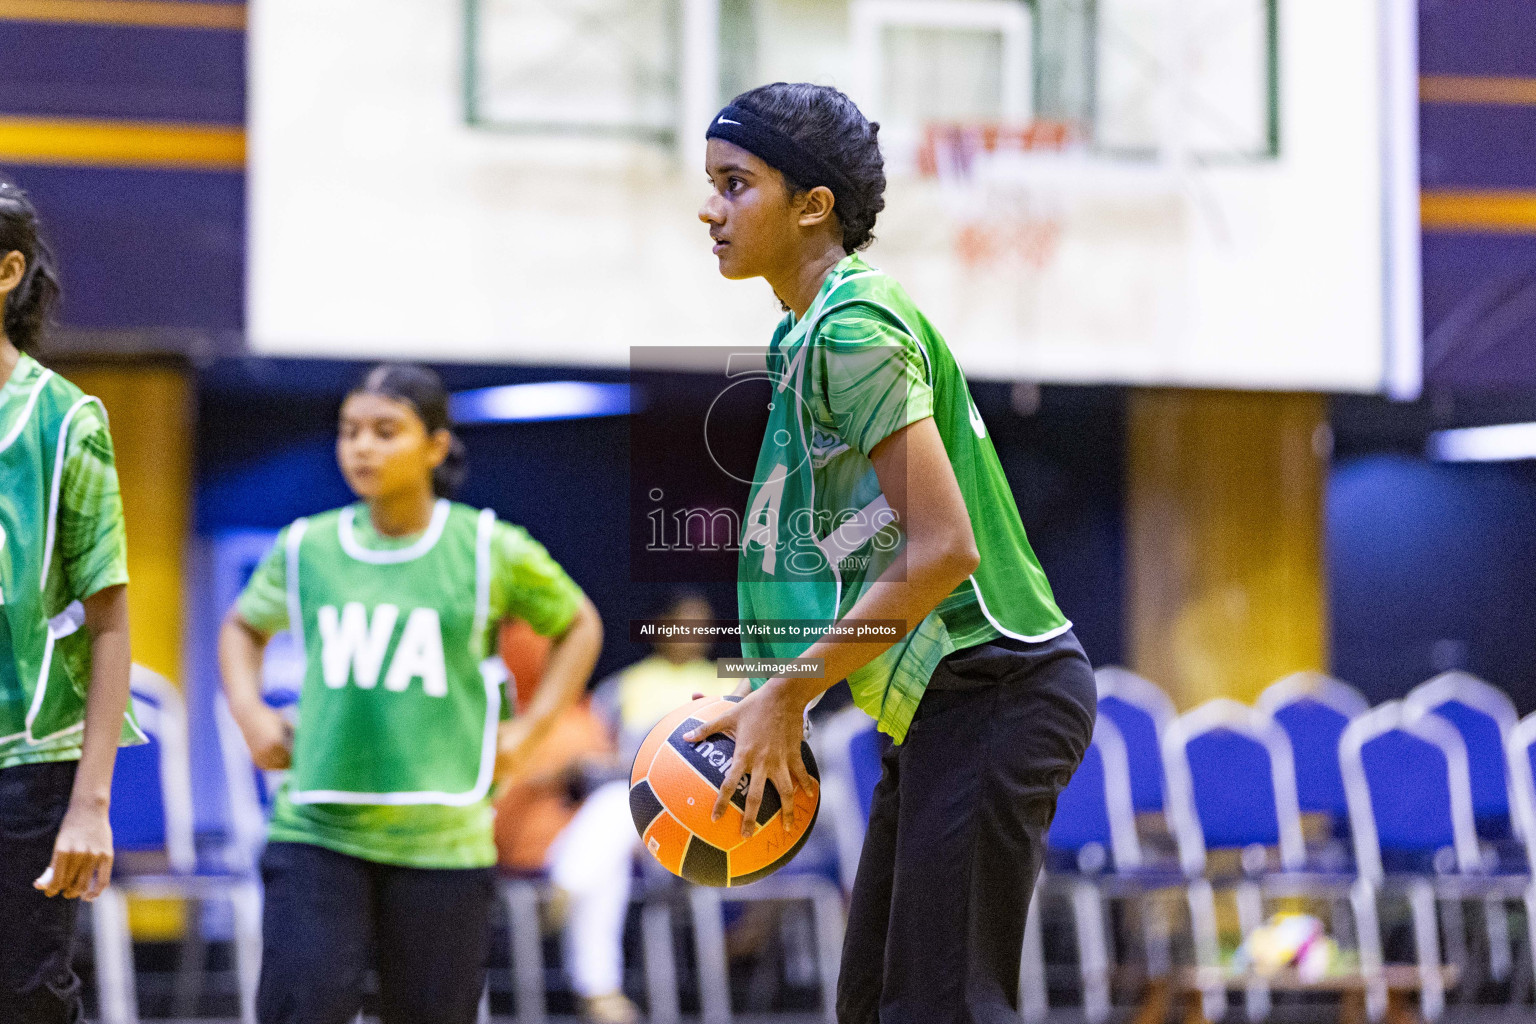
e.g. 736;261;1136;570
238;500;582;868
738;254;1069;742
1;354;136;769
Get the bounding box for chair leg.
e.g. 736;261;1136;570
171;901;208;1020
1071;881;1113;1024
641;901;680;1024
1437;893;1469;998
229;881;264;1024
1408;878;1445;1021
1526;883;1536;995
1350;878;1387;1023
1187;879;1225;1023
1483;893;1512;984
810;884;845;1024
1143;891;1173;980
91;887;138;1024
1234;880;1270;1022
1018;881;1048;1024
502;881;547;1024
688;886;731;1024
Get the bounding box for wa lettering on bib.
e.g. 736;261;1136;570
284;501;502;806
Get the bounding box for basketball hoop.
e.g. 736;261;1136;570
918;119;1086;273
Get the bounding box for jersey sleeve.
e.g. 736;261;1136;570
235;527;292;635
488;521;583;638
57;401;130;603
815;309;935;458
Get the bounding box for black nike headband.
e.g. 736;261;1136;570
705;104;856;207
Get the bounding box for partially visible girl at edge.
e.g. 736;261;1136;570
219;364;602;1024
687;85;1096;1024
0;180;136;1024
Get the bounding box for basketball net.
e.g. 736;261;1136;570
917;120;1085;274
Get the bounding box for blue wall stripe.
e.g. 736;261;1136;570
0;22;243;124
1421;233;1536;392
1421;2;1536;78
1421;105;1536;191
2;163;243;332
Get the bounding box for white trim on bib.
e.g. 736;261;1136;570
338;499;450;564
0;368;55;454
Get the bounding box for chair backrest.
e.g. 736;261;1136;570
1404;672;1518;836
1162;698;1305;876
1095;666;1176;813
1507;712;1536;874
1340;701;1482;883
1048;715;1143;870
109;665;196;874
1257;672;1369;831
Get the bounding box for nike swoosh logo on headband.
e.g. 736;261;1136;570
717;116;740;125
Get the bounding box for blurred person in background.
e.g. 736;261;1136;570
510;591;734;1024
0;181;136;1024
219;363;602;1024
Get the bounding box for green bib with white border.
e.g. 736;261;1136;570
284;499;501;804
738;255;1069;741
1;360;140;766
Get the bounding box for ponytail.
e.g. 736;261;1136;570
0;180;61;354
435;433;469;499
349;363;467;498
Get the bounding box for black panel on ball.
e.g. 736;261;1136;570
681;836;730;887
628;779;664;835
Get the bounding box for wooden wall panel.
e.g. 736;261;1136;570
1127;390;1328;708
64;360;192;684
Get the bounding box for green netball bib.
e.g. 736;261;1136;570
737;256;1069;741
284;500;502;805
1;357;140;767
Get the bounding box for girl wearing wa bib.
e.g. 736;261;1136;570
219;365;602;1024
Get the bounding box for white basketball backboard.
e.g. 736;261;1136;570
250;0;1420;394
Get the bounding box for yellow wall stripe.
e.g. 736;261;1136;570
1422;190;1536;234
0;116;243;170
0;0;243;31
1420;75;1536;106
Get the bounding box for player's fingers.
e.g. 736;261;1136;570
772;764;797;831
684;709;735;744
740;768;768;838
66;850;99;899
83;852;113;901
791;756;817;798
49;850;86;898
64;852;104;900
711;761;746;822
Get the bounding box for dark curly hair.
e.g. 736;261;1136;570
731;83;886;253
348;363;468;499
0;179;61;354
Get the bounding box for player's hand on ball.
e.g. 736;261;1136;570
684;679;816;838
236;703;294;771
36;803;114;901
